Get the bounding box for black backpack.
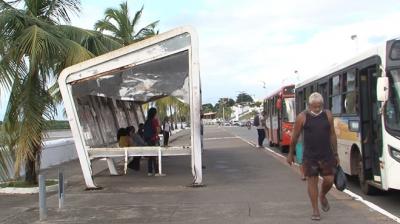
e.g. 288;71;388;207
253;115;260;126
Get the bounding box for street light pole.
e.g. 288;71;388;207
222;106;225;121
351;34;359;53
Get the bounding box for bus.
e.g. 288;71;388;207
264;85;296;152
295;38;400;194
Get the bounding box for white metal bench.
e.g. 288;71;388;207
88;146;191;175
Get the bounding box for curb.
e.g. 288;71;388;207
0;179;61;194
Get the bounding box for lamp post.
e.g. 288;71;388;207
351;34;359;53
294;70;300;83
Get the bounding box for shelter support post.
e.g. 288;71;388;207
106;158;119;175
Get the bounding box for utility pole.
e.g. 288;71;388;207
222;106;225;121
351;34;359;53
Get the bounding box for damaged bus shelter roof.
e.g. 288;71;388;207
70;41;191;104
58;26;203;189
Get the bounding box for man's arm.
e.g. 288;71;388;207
287;112;305;164
326;110;339;164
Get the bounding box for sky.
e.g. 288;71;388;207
2;0;400;120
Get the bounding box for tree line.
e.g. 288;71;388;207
202;92;261;119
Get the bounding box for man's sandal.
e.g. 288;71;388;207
321;197;330;212
311;214;321;221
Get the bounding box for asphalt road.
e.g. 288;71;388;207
220;125;400;219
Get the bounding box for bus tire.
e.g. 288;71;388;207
358;157;378;195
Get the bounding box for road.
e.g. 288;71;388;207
220;125;400;219
1;125;395;223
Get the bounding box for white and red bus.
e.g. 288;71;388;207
295;38;400;194
264;85;296;152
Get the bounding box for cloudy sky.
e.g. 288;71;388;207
1;0;400;119
72;0;400;103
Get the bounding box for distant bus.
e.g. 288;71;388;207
264;85;296;152
295;38;400;194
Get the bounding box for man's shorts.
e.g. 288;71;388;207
303;159;336;177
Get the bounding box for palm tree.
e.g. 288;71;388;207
94;1;159;46
0;0;122;184
176;100;190;128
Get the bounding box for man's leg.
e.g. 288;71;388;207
320;175;334;211
307;176;320;217
257;129;262;147
261;129;266;145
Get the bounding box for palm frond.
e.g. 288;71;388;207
12;24;66;67
10;74;55;174
41;0;81;24
131;5;144;31
133;20;159;40
94;19;119;36
0;144;15;182
57;38;94;69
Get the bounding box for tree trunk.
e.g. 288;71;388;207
25;147;41;185
169;105;174;130
25;158;37;184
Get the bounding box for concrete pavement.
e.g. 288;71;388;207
0;126;396;223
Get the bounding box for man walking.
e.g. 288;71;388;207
287;92;339;221
254;111;266;147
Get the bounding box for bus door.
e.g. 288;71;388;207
276;96;281;144
358;66;382;181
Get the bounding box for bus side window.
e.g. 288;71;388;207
331;75;342;114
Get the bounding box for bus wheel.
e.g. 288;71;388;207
358;158;378;195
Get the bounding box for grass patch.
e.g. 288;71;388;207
0;180;57;188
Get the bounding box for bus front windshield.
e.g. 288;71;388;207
386;69;400;134
282;97;296;123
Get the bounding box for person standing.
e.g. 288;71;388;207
144;107;161;176
162;117;171;146
287;92;339;221
254;111;266;147
295;135;306;181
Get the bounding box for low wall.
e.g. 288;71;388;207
41;138;77;169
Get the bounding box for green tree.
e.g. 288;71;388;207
202;103;214;113
214;98;234;120
227;98;235;107
94;1;159;46
236;92;254;104
0;0;121;183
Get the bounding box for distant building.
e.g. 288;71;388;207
203;112;217;120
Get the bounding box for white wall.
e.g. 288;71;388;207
41;138;77;169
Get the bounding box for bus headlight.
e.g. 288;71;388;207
389;146;400;163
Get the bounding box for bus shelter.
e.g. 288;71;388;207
58;27;202;189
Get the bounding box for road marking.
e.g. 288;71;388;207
204;137;240;141
343;189;400;223
231;132;400;224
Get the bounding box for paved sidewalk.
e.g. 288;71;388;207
0;126;396;223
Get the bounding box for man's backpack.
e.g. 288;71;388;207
143;121;153;141
253;115;260;126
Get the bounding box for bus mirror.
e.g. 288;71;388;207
276;99;282;109
377;77;389;102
